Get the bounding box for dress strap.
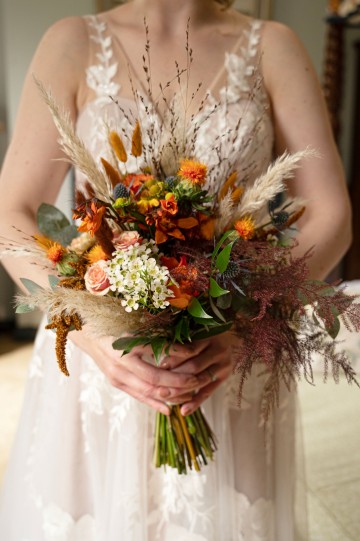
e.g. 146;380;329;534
83;15;120;100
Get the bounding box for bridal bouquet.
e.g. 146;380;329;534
2;37;360;473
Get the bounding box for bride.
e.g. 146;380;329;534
0;1;351;539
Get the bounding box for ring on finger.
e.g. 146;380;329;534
206;367;218;382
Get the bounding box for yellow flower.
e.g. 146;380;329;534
137;198;160;214
234;216;255;240
86;244;108;264
178;159;207;186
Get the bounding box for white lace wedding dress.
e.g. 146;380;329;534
0;15;308;541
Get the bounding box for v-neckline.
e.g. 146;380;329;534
103;20;252;122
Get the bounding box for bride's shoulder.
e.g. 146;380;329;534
35;16;89;72
259;19;309;62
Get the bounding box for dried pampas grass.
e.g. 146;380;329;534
234;149;317;221
34;77;112;202
16;287;144;338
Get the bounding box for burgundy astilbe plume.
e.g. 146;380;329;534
228;238;360;421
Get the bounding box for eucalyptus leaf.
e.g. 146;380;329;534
20;278;44;295
37;203;71;242
187;298;213;319
15;304;35;314
56;225;79;246
48;275;60;289
209;277;229;298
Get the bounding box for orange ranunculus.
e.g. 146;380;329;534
161;256;183;270
160;194;178;215
124;173;153;194
155;213;184;244
198;213;216;240
168;285;192;309
77;202;106;237
234;216;255;240
176;217;199;229
178;159;207;186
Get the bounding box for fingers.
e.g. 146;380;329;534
160;340;210;369
120;353;206;390
170;345;232;377
180;380;223;416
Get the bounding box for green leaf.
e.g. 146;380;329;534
306;280;336;297
326;317;341;340
48;275;60;289
20;278;44;295
209;296;227;323
112;336;149;354
216;242;235;273
174;320;184;343
15;304;35;314
192;316;219;326
37;203;72;241
192;321;233;340
56;225;79;247
187;297;213;319
212;230;237;263
209;277;229;298
151;337;168;364
216;293;232;310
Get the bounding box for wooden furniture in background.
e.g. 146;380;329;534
344;41;360;279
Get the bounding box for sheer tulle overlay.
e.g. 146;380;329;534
0;15;308;540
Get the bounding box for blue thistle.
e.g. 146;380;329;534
113;183;130;199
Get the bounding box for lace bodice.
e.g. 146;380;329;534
76;15;274;193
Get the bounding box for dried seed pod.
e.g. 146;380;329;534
109;131;128;163
101;158;123;189
131;121;143;157
219;171;237;200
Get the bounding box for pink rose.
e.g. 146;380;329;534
113;230;142;250
84;260;110;296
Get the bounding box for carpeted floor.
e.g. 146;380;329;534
0;334;359;540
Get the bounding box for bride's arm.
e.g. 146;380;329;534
262;21;352;280
0;17;214;414
0;17;86;289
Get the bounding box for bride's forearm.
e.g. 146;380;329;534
291;213;352;281
0;209;53;292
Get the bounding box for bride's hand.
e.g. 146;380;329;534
70;331;210;415
162;333;235;416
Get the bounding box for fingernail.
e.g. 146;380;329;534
181;406;192;416
160;361;169;369
161;406;170;416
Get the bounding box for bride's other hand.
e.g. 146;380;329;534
70;331;210;415
162;333;236;415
